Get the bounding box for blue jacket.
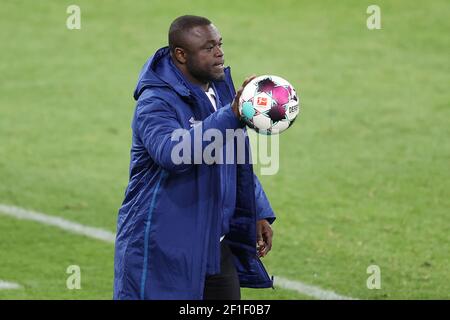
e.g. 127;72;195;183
114;47;275;300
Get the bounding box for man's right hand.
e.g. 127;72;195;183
231;75;257;118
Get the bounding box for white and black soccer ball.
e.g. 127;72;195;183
239;75;300;134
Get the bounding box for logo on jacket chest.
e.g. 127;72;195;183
188;116;202;128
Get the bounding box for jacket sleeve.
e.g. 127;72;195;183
135;98;243;174
254;174;276;224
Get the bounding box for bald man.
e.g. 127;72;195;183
114;15;276;300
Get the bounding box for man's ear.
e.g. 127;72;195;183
173;47;187;64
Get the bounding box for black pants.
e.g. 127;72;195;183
203;242;241;300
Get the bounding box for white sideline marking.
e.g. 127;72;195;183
274;276;357;300
0;280;21;290
0;204;356;300
0;204;115;243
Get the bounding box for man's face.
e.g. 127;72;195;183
183;24;225;82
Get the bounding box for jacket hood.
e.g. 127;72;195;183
133;47;190;100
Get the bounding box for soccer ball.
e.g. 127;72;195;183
239;75;300;134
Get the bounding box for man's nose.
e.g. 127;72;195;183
215;46;224;57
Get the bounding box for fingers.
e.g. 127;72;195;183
257;240;266;258
258;225;273;258
256;218;273;258
241;75;257;88
256;224;265;258
235;75;257;101
262;228;273;256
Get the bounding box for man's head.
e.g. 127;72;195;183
168;15;225;87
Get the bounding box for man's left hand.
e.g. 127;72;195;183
256;219;273;258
